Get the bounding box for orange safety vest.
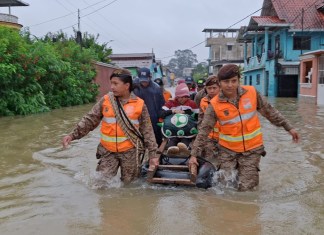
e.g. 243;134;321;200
100;94;144;152
210;86;263;152
200;96;219;140
163;90;172;102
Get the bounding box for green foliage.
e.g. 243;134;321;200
167;49;198;77
41;30;112;63
192;62;208;81
0;26;102;116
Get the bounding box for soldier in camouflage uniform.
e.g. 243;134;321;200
62;68;159;183
190;64;300;191
198;75;220;162
194;88;207;107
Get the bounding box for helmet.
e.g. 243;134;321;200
197;78;206;87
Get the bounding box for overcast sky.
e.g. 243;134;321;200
6;0;263;64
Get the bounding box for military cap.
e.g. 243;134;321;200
218;64;240;81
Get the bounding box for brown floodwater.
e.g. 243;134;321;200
0;98;323;235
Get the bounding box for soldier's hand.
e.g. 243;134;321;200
289;129;300;143
62;135;72;149
188;156;199;167
149;157;159;168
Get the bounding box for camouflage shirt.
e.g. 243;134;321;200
68;92;158;159
194;88;207;107
191;86;294;156
197;94;212;127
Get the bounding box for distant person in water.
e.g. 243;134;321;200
190;64;300;191
62;68;159;183
198;75;220;162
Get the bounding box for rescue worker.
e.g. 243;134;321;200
189;64;300;191
196;78;206;92
154;78;172;102
62;68;159;183
198;75;220;161
194;86;207;107
133;67;165;146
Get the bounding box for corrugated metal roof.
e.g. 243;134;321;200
109;53;154;58
0;0;29;7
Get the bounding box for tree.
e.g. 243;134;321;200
41;30;112;63
0;27;100;116
192;62;208;81
167;49;198;77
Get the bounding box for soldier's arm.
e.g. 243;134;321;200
191;104;217;157
197;108;205;127
69;98;104;141
139;104;158;159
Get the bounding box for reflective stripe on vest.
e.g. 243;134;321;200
100;94;144;152
101;133;128;143
219;110;257;126
102;117;140;125
219;127;262;142
211;86;263;152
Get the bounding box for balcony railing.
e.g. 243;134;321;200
0;13;18;24
244;52;266;70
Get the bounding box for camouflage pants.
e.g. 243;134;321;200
96;147;140;184
218;150;261;191
201;138;219;163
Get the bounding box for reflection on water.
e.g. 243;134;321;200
0;99;324;234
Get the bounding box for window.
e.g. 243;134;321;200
227;45;233;51
244;76;247;85
249;75;252;85
256;74;261;85
303;61;313;83
293;36;311;50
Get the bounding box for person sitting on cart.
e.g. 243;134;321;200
159;83;199;155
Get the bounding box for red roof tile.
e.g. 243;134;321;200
252;16;286;25
264;0;324;29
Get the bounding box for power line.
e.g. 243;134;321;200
156;0;305;62
27;0;116;28
157;7;264;60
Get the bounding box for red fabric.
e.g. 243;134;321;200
164;99;198;110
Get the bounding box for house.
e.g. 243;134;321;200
238;0;324;97
109;52;164;80
183;67;194;77
0;0;28;30
203;28;250;75
299;50;324;105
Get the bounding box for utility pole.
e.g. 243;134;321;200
301;8;304;55
76;9;82;49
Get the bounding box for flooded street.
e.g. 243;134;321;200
0;98;323;235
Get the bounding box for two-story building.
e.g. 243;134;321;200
239;0;324;97
203;28;250;75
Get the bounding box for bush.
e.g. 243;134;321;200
0;27;102;116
